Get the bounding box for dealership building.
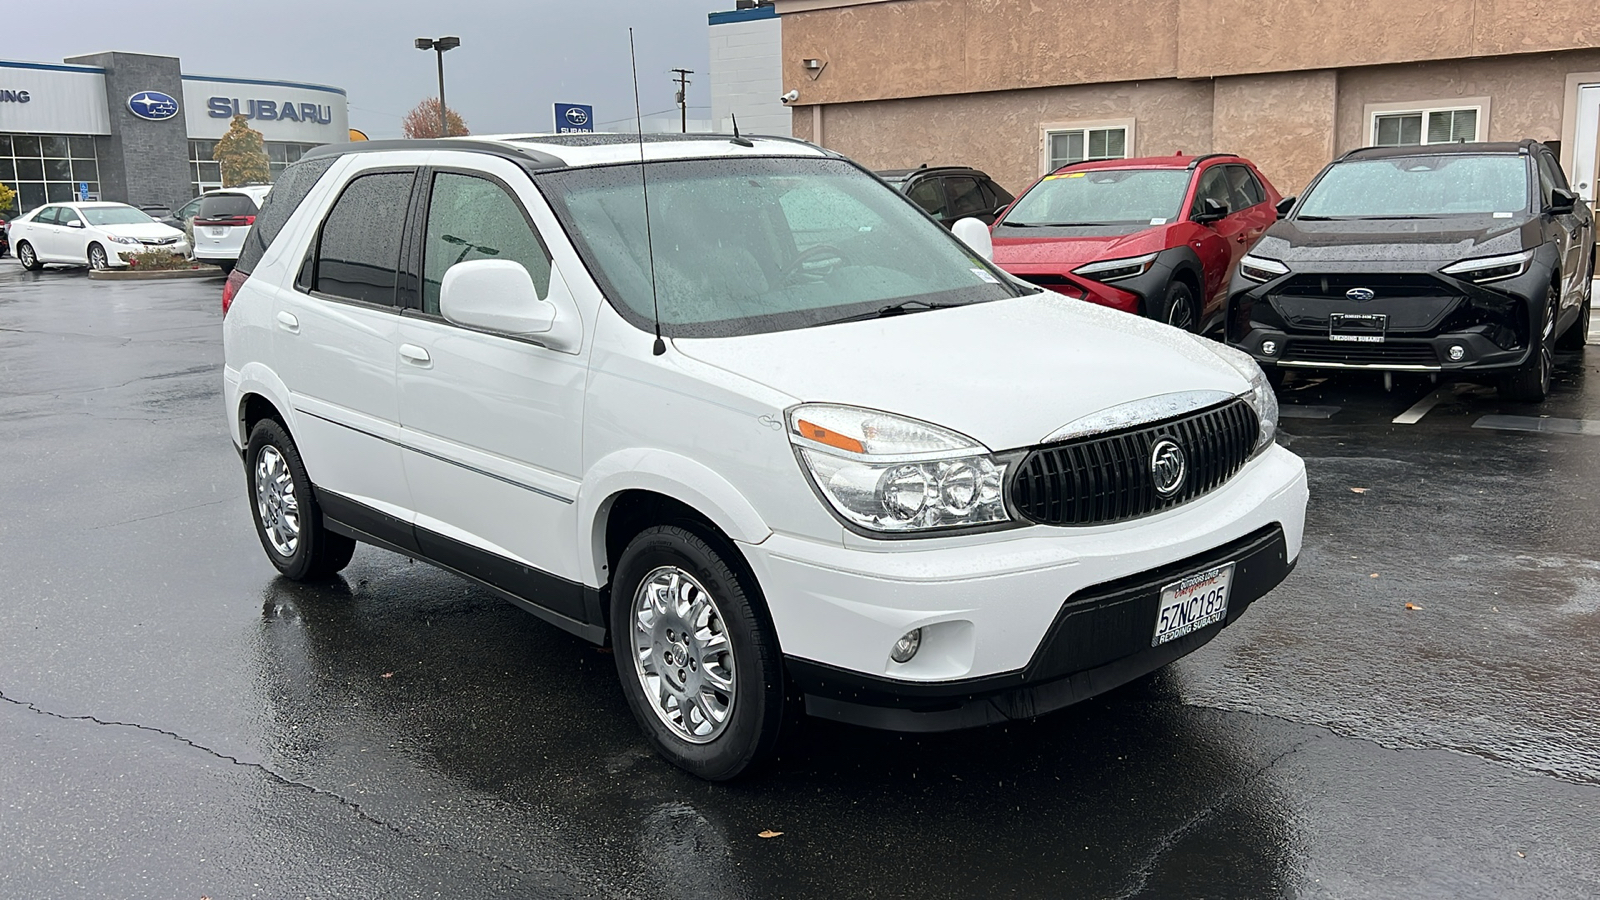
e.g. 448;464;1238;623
769;0;1600;202
0;51;349;216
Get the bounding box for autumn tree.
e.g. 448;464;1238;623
402;98;469;138
213;114;271;186
0;181;16;217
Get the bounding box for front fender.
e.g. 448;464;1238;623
576;448;773;587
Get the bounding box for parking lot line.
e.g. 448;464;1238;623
1472;415;1600;436
1393;388;1448;425
1279;405;1340;420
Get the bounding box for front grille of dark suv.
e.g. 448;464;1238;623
1009;399;1259;527
1282;341;1440;365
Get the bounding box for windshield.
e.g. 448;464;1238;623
1298;155;1529;218
536;156;1019;337
999;169;1190;227
82;206;157;227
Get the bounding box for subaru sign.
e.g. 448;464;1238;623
127;90;180;121
554;103;594;134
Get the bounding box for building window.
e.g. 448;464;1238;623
1372;106;1482;146
190;139;323;197
1042;122;1131;173
0;133;100;216
266;142;320;181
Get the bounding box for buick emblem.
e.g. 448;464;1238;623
1150;439;1187;497
1345;287;1376;301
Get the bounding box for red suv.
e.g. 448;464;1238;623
991;154;1283;332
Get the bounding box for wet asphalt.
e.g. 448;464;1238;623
1;258;1597;899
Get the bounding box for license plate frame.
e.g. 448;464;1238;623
1329;312;1387;343
1152;562;1235;647
208;226;228;238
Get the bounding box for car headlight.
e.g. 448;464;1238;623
1238;254;1290;283
1440;250;1532;284
787;404;1011;534
106;235;143;245
1073;252;1158;283
1203;342;1278;456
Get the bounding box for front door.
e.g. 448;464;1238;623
395;162;588;619
1188;165;1249;313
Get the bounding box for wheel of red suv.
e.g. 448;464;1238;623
611;524;787;781
1498;285;1559;403
17;241;42;271
245;419;356;580
88;243;108;270
1153;279;1198;332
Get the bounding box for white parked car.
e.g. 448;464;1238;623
192;184;272;273
222;134;1308;780
11;201;190;270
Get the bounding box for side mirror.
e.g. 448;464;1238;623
440;259;556;336
66;219;86;229
1193;198;1228;225
1275;196;1297;219
1549;187;1577;216
951;217;993;261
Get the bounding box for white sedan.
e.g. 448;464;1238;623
11;202;191;271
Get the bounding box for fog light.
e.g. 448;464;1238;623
890;629;922;664
1261;340;1278;356
1448;345;1466;361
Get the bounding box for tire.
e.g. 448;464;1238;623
610;524;788;781
1498;285;1559;403
1152;280;1198;332
244;419;356;580
1556;263;1592;351
17;241;42;271
88;243;108;270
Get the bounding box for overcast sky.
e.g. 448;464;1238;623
14;0;730;138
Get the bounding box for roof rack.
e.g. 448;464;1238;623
1183;152;1236;170
300;138;567;171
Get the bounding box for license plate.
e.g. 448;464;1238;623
1329;312;1387;343
208;227;228;237
1152;562;1234;646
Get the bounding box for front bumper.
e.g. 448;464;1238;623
740;444;1307;731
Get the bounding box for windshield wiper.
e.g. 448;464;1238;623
809;299;961;327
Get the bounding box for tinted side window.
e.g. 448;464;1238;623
237;155;337;276
983;178;1014;207
35;207;59;225
945;176;989;219
198;194;259;218
1225;165;1266;208
905;178;946;217
1536;153;1566;208
313;171;414;305
57;208;81;226
1191;167;1232;216
421;172;552;315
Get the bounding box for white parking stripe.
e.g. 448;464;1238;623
1472;415;1600;436
1393;388;1448;425
1279;405;1340;420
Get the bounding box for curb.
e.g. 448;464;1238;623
89;266;227;281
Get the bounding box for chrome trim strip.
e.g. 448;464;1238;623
1040;390;1237;444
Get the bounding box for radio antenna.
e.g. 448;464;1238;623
630;29;666;356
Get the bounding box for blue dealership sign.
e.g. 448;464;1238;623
554;103;594;134
128;90;180;121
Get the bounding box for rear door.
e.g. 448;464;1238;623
273;160;416;530
393;157;589;617
194;192;260;260
24;207;61;259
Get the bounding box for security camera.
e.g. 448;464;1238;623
781;89;800;104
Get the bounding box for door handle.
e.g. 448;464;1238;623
398;343;432;365
276;311;299;333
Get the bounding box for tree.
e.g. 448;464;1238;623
0;181;16;217
213;114;270;186
402;98;469;139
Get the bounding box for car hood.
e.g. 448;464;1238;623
672;293;1250;451
98;223;185;240
991;224;1163;269
1254;216;1534;266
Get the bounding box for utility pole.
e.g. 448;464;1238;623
670;68;693;133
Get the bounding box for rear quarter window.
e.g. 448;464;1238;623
235;156;337;276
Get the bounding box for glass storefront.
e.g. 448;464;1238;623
0;133;100;216
189;139;322;197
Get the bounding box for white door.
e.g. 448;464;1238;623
38;207;75;261
1574;83;1600;204
396;164;588;618
272;164;416;525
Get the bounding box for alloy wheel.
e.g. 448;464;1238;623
254;445;300;557
18;243;36;268
630;566;737;744
89;244;107;270
1539;301;1555;391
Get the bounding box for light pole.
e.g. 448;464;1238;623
414;36;461;137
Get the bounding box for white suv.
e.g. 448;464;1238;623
222;134;1308;780
193;184;272;272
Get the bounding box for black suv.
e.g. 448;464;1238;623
1228;140;1594;401
878;165;1014;226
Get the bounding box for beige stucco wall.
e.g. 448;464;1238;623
781;0;1600;105
1334;49;1600;154
1212;71;1339;196
793;79;1216;195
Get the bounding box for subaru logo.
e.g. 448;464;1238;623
128;91;180;121
1345;287;1376;302
564;106;589;126
1150;439;1187;497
